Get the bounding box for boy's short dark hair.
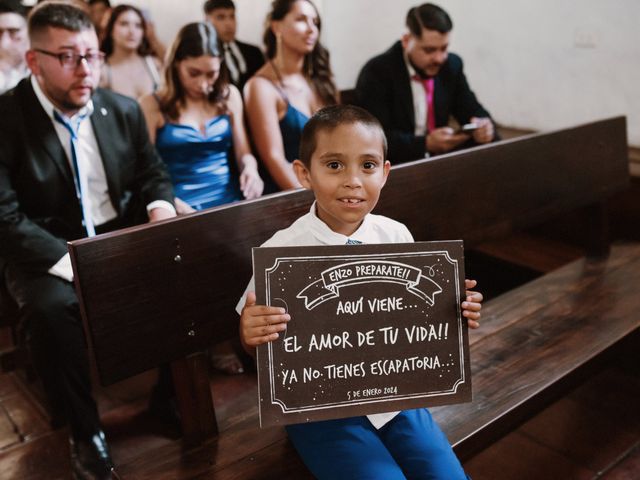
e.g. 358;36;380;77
203;0;235;14
299;105;388;167
28;2;94;41
406;3;453;36
0;0;27;17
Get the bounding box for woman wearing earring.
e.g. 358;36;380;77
100;4;162;99
244;0;338;194
139;22;262;214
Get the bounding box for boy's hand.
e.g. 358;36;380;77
240;292;291;353
462;279;483;329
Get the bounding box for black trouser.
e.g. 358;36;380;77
5;265;101;440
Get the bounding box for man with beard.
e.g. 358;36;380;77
0;2;175;478
355;3;498;164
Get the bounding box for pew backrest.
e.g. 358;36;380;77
69;116;628;386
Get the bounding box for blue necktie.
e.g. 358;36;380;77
53;110;95;237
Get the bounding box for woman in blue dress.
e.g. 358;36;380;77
140;22;262;214
244;0;338;194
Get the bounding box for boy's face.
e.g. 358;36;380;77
294;123;390;237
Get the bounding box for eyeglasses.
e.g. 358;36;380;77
34;49;105;69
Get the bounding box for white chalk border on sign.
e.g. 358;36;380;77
254;241;471;427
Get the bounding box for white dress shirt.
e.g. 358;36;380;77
32;76;119;227
404;54;430;139
30;77;174;281
237;202;414;429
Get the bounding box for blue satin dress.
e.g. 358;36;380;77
155;114;243;210
261;104;309;194
280;103;310;166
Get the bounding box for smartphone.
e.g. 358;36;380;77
457;123;480;134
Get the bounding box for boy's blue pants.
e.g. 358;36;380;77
286;408;469;480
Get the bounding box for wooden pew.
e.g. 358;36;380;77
68;116;635;476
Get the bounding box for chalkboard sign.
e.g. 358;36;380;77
254;241;471;427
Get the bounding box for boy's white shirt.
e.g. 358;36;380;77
237;202;415;429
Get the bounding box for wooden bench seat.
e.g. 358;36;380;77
435;241;640;460
112;241;640;478
68;116;633;477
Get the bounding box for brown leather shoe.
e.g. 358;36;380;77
70;430;119;480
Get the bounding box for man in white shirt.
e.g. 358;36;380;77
0;3;175;477
0;0;29;94
204;0;264;92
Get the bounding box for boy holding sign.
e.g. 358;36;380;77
238;105;482;479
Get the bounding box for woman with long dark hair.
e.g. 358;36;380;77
139;21;262;214
100;4;161;99
244;0;338;193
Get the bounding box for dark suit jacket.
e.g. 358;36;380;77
355;41;496;164
0;78;174;273
234;40;265;92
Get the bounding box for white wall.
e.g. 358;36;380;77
322;0;640;145
130;0;640;145
125;0;271;50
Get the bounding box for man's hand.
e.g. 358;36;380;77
240;292;290;354
470;117;494;144
462;279;483;329
148;207;176;222
426;127;470;154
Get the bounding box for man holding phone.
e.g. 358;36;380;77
356;3;497;163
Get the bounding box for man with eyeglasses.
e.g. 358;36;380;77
0;3;175;478
0;0;29;94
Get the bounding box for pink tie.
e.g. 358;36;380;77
424;78;436;132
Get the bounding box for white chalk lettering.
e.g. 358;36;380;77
404;323;448;343
357;329;376;346
281;369;298;385
367;296;404;313
328;267;352;283
336;296;363;315
308;331;353;351
283;335;302;352
303;367;322;383
370;356;442;375
378;326;399;345
354;263;412;280
323;362;366;380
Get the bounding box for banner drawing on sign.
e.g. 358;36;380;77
296;260;442;310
